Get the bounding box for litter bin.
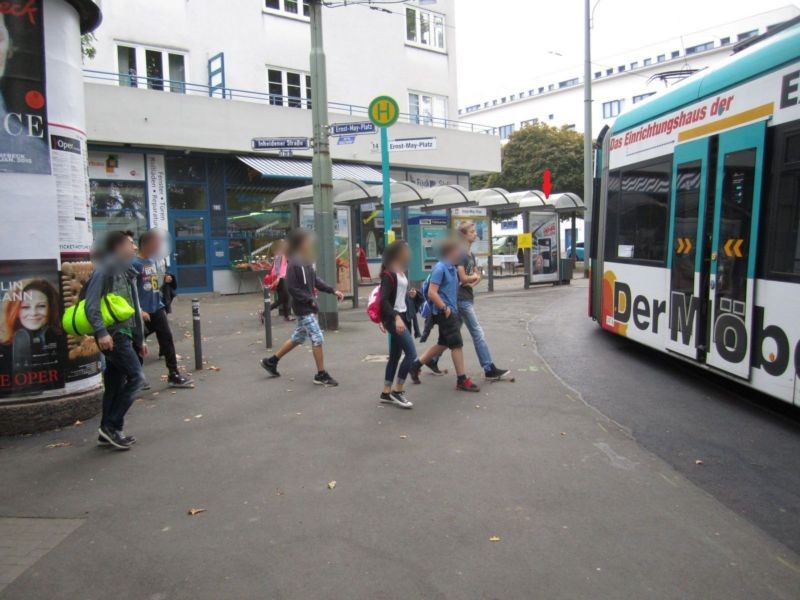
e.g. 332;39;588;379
559;257;575;284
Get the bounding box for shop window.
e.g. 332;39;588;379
267;68;311;109
604;159;671;263
360;204;402;259
405;6;446;51
408;91;448;127
264;0;310;18
90;180;148;242
165;156;206;182
116;44;186;93
167;184;207;210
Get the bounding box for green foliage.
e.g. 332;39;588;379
81;33;97;61
471;123;585;194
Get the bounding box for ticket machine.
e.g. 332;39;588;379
407;212;448;281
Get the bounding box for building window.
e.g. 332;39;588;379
633;92;656;104
618;65;626;73
657;54;665;63
498;124;514;140
602;99;623;118
548;114;554;120
643;58;652;66
630;61;638;69
737;29;758;41
264;0;310;18
594;71;602;79
604;159;671;263
521;118;539;128
671;50;680;58
405;6;446;51
117;45;186;93
501;97;507;104
548;84;554;91
559;78;579;88
686;41;713;55
720;36;731;46
538;87;545;93
606;68;613;76
408;91;448;127
267;68;311;109
528;89;535;96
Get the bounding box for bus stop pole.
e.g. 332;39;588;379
350;205;358;309
487;215;494;292
522;211;531;290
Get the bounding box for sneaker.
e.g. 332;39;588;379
425;360;445;376
260;357;280;378
140;380;152;391
456;377;480;393
485;365;510;380
409;360;422;384
97;435;110;447
168;372;194;388
313;371;339;387
119;431;137;445
389;390;413;409
97;426;132;451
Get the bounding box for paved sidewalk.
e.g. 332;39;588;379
1;289;799;599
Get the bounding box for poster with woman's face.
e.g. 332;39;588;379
0;259;65;398
0;1;50;174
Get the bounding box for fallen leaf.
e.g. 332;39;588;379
171;391;177;395
475;405;480;409
560;432;567;437
187;508;207;516
328;480;337;490
489;536;501;542
183;418;191;422
400;435;408;439
46;442;70;448
73;420;83;427
695;459;704;465
152;391;160;396
194;414;203;419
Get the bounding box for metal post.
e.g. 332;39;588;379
350;205;359;309
487;214;494;292
583;0;594;275
309;0;338;330
522;211;531;290
191;298;203;371
263;286;273;350
381;126;392;245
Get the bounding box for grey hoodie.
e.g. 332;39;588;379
83;255;144;346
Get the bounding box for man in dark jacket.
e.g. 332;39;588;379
85;231;146;450
260;229;343;386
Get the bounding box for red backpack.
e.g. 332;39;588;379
366;272;395;324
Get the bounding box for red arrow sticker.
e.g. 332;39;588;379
543;169;552;199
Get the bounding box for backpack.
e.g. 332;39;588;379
366;272;396;324
419;274;433;319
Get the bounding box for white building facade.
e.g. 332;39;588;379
458;7;800;140
83;0;499;293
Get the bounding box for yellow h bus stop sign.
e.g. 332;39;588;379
368;96;400;128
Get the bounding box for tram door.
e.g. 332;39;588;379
706;122;767;379
666;138;712;360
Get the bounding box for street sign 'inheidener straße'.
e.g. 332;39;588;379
251;137;310;150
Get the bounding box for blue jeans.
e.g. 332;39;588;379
101;333;145;431
458;300;493;372
385;318;417;386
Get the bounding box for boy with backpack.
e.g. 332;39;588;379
409;238;480;392
260;229;344;386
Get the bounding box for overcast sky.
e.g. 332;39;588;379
455;0;799;108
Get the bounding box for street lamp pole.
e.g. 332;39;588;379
309;0;338;330
583;0;594;275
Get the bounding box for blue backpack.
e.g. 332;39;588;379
419;274;433;319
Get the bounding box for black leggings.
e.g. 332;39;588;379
270;279;291;317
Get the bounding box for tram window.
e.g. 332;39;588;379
604;160;671;263
765;126;800;280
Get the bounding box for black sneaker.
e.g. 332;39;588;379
425;360;445;376
456;377;480;393
119;431;137;445
386;390;413;409
485;365;510;380
409;360;422;384
168;372;194;388
260;356;280;378
140;380;152;391
313;371;338;387
97;426;132;451
97;435;110;447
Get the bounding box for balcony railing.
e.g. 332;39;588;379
83;69;497;134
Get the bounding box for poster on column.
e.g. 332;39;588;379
0;0;50;174
0;260;65;399
50;125;92;254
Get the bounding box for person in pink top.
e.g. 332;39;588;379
269;239;293;321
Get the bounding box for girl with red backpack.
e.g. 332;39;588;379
377;240;418;409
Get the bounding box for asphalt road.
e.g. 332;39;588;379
525;279;800;555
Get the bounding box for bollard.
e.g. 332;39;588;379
263;286;273;350
192;298;203;371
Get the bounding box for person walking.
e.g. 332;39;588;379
454;221;510;380
410;238;480;392
133;229;193;389
260;229;344;386
85;231;146;450
378;240;417;409
269;239;293;321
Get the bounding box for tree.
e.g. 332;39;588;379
81;33;97;61
471;123;585;194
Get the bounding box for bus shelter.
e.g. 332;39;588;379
271;178;443;306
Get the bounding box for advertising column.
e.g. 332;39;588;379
0;0;101;434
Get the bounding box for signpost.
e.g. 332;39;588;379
251;137;310;150
368;95;400;245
